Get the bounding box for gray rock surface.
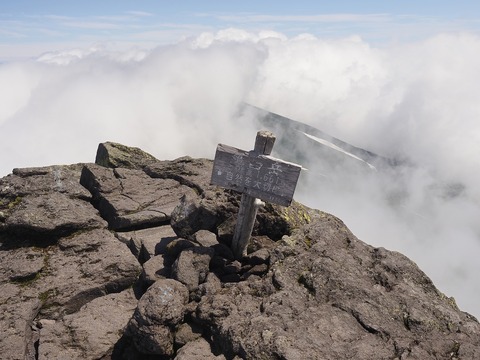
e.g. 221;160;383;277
80;164;197;231
194;212;480;359
126;279;189;355
172;246;215;292
95;141;159;170
0;163;141;360
174;337;226;360
141;254;171;287
116;225;179;262
1;142;480;360
38;288;137;360
194;229;220;247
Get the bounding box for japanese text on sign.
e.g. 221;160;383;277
211;143;301;206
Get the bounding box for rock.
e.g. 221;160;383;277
2;247;45;282
141;255;171;287
222;260;242;275
247;235;276;253
0;165;105;240
175;337;226;360
197;273;222;298
116;225;179;262
145;156;214;196
45;228;141;316
80;164;197;231
0;299;41;360
2;143;480;360
242;263;269;279
4;192;106;238
211;243;235;261
37;288;137;359
244;247;270;265
172;247;215;292
1;165;91;200
126;279;189;355
165;238;197;261
194;229;219;247
95;141;158;170
170;193;218;239
194;211;480;359
174;322;203;348
0;228;141;359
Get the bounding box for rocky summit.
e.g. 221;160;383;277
0;141;479;360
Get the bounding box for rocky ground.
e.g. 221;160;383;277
0;142;479;359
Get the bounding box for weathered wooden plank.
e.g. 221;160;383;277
211;143;301;206
212;130;302;259
230;131;277;259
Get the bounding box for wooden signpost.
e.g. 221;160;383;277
211;130;302;259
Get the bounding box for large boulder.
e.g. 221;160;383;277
37;288;137;360
95;141;158;170
126;279;189;356
172;246;215;292
0;165;103;240
80;164;197;230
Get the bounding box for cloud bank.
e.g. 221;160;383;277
1;28;480;317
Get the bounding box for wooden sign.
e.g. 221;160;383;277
211;131;302;259
211;144;301;207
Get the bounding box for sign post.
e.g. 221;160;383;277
211;130;302;259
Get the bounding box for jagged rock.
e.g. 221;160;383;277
0;165;105;239
0;298;40;360
41;228;140;317
141;255;171;287
211;243;234;261
245;247;270;265
194;211;480;359
126;279;189;355
174;337;226;360
247;235;276;253
80;164;197;230
165;238;197;261
197;272;222;298
170;192;219;239
0;227;141;359
116;225;179;262
95;141;158;170
169;179;313;244
1;165;91;200
145;156;214;195
37;288;137;359
4;192;106;238
172;247;215;292
174;322;204;348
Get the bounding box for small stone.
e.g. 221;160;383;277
171;247;215;292
141;255;171;287
194;229;219;247
175;322;203;347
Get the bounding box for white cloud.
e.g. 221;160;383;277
1;29;480;318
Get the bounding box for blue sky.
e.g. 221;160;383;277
2;0;480;60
